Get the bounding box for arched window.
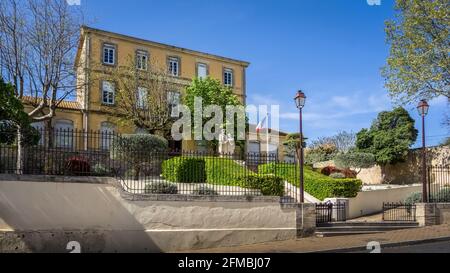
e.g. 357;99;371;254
54;120;74;148
100;122;116;150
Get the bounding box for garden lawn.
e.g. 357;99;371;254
258;163;362;201
203;157;255;186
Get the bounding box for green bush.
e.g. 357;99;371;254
110;134;168;179
144;182;178;194
405;192;423;204
235;174;284;196
405;188;450;204
258;163;362;200
92;163;109;176
192;185;219;196
330;172;346;179
162;157;206;183
334;152;376;171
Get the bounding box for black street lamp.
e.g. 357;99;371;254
417;99;430;203
294;90;306;203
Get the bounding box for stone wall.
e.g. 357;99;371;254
314;146;449;185
416;203;450;227
0;179;315;253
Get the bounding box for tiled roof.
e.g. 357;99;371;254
21;96;82;111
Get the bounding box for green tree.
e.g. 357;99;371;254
382;0;449;104
356;107;418;165
0;78;40;146
0;78;29;126
334;152;376;174
184;78;246;151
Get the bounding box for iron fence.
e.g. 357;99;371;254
382;203;416;222
428;165;450;202
316;203;346;225
0;127;302;202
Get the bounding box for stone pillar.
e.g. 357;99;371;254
416;203;438;227
296;203;316;238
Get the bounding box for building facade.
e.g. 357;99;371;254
24;26;250;151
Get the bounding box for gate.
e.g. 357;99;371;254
316;203;346;225
382;203;416;222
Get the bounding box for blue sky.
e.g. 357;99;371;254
79;0;449;147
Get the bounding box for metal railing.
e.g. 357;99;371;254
0;127;301;202
428;165;450;202
382;203;416;222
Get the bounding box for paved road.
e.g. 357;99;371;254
353;240;450;253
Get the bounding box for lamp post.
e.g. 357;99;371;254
294;90;306;203
417;99;430;203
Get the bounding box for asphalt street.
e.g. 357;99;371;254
352;240;450;253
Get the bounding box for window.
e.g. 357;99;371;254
54;120;74;148
100;122;115;150
167;91;180;117
136;50;148;70
103;44;116;65
31;121;45;145
137;87;148;109
102;81;115;105
197;63;208;79
224;68;233;86
168;57;179;76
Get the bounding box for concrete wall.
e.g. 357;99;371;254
345;185;422;219
0;180;313;253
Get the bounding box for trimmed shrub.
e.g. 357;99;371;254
235;174;285;196
330;172;346;179
259;163;362;200
320;166;341;176
162;157;206;183
144;182;178;194
65;156;90;176
204;157;251;186
341;168;357;178
192;185;219;196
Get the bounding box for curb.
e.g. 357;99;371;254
310;236;450;253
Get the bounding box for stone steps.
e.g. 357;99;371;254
315;222;419;237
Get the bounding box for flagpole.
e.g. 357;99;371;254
266;113;270;163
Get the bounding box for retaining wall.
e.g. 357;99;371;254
0;179;315;253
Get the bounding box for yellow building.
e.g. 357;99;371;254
24;26;250;151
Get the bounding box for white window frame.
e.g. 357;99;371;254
168;57;179;77
103;44;116;65
137;87;148;109
102;81;115;105
136;50;148;71
197;63;208;79
224;68;233;87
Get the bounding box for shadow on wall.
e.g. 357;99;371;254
0;181;161;253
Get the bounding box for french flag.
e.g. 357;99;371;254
256;115;268;133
